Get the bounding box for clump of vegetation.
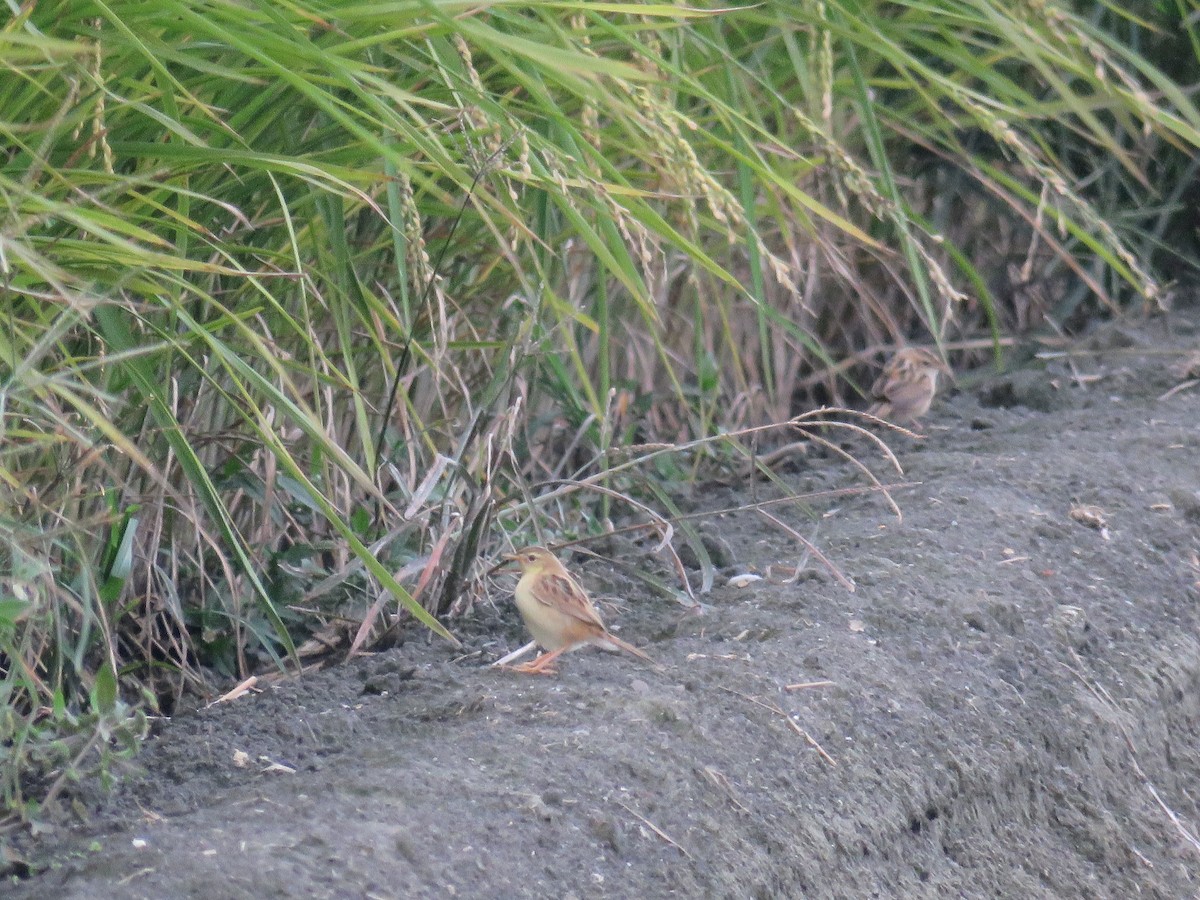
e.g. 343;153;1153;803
2;0;1196;828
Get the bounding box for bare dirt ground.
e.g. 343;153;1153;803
8;309;1200;899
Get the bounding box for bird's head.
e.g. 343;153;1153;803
503;546;557;573
894;347;953;381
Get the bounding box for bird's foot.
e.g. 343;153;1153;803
501;650;563;676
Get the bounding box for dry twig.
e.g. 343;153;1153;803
616;800;693;859
720;686;837;766
1062;653;1200;857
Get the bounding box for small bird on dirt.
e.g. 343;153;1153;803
868;347;952;425
502;546;655;675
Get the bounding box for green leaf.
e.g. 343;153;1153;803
92;665;118;716
0;599;30;629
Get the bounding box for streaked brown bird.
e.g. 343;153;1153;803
868;347;952;424
503;546;654;675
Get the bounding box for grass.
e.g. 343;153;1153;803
1;0;1197;830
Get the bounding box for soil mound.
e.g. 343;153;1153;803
10;314;1200;899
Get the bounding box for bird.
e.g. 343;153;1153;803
867;347;952;425
502;546;655;675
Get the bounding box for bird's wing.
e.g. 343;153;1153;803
870;366;900;401
533;572;606;629
880;372;931;409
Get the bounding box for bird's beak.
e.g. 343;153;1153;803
501;552;519;563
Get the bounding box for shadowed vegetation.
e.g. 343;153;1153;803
1;0;1197;827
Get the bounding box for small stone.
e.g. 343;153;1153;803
727;573;763;588
1168;489;1200;523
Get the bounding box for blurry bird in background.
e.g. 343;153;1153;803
868;347;952;425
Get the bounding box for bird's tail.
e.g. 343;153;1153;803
598;633;661;669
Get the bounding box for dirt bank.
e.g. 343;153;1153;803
9;312;1200;899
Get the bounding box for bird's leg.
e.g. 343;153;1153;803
505;647;565;676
